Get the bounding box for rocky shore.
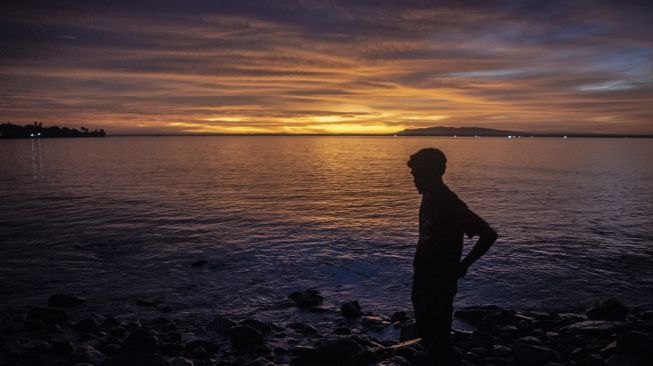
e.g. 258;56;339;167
1;291;651;366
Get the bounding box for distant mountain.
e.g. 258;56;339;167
396;126;529;136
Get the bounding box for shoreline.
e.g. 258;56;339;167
1;291;651;366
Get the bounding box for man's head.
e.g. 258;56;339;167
407;148;447;193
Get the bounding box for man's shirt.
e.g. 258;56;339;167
413;183;490;275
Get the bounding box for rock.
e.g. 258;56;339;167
149;317;176;330
391;339;421;360
208;314;235;334
106;353;169;366
230;325;265;348
161;331;182;343
485;356;512;366
287;322;318;335
48;293;85;307
514;343;559;365
454;305;502;326
52;340;74;356
333;327;351;335
190;260;207;267
169;358;194;366
27;306;69;325
411;351;430;366
122;327;157;353
600;341;618;358
242;318;272;334
400;319;418;341
560;320;631;336
341;301;363;318
184;339;220;354
288;289;323;308
307;336;364;363
110;326;126;338
519;335;543;345
492;344;512;356
246;357;274;366
74;318;101;334
71;345;105;365
361;315;391;331
617;331;653;354
587;300;628;321
640;310;653;321
391;311;409;324
378;355;412;366
480;310;515;330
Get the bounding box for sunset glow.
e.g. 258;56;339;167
1;1;652;134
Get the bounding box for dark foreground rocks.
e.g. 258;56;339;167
1;296;651;366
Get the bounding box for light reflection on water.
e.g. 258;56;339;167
1;136;652;321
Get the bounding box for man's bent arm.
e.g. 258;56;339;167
460;225;498;271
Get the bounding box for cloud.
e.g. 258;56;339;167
0;0;652;133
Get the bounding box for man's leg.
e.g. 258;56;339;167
411;271;458;365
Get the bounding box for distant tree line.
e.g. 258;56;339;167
0;122;106;138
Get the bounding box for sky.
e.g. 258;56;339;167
1;0;652;134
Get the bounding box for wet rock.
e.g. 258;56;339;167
410;351;430;366
185;339;220;354
391;339;421;360
515;343;559;365
639;310;653;321
169;357;194;366
230;324;265;348
149;317;176;330
71;345;105;365
110;326;126;338
24;318;46;331
190;260;207;267
242;318;272;334
560;321;631;336
297;336;363;364
27;306;68;325
246;357;274;366
600;340;618;358
492;344;512;357
208;314;235;334
519;335;543;345
361;315;392;331
587;300;628;321
391;311;409;324
340;301;363;318
454;305;502;326
105;352;170;366
74;318;101;334
617;331;653;355
288;289;323;308
378;355;412;366
287;322;318;335
485;356;512;366
161;331;182;343
400;319;418;341
349;349;378;365
122;327;157;353
48;293;85;307
333;327;351;335
480;310;515;330
52;340;74;356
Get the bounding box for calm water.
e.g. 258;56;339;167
1;136;652;323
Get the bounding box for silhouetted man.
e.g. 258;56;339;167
408;148;497;365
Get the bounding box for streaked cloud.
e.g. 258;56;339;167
0;0;652;134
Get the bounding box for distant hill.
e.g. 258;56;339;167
395;126;652;138
396;126;529;136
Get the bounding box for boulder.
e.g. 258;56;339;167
169;358;194;366
287;322;318;335
560;320;631;336
71;345;105;365
27;306;69;325
48;293;85;307
378;356;412;366
361;315;391;331
400;319;418;341
391;311;409;324
341;301;363;318
241;318;272;334
230;325;265;348
121;327;157;353
288;289;323;308
454;305;502;326
617;331;653;355
74;318;101;334
514;343;559;365
208;314;235;334
587;300;628;321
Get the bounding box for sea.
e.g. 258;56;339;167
1;136;652;325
